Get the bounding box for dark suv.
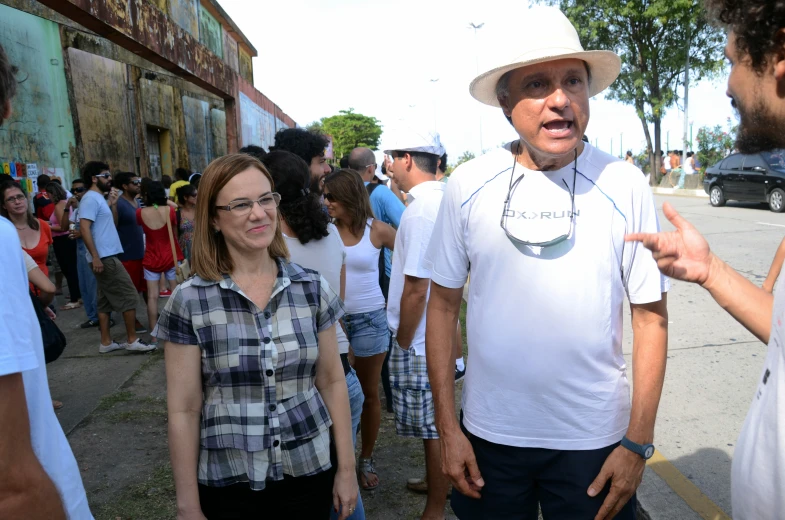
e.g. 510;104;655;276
703;150;785;212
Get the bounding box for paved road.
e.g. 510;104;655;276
628;195;783;519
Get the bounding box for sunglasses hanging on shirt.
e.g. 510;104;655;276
499;143;578;247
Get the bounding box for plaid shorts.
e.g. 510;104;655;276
389;338;438;439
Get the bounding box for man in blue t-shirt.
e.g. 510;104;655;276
79;161;154;354
349;147;405;279
113;171;147;333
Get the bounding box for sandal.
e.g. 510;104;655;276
60;302;82;311
406;477;428;494
358;457;379;491
52;400;64;410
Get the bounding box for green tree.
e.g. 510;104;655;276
695;119;736;174
319;109;383;160
446;150;477;175
305;120;324;134
552;0;726;181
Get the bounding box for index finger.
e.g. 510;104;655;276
624;232;660;250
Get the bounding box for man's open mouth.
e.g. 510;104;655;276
542;120;573;136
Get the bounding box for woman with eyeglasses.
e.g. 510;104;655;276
1;182;53;281
322;169;396;492
155;154;358;519
137;181;183;345
46;181;82;310
175;183;197;264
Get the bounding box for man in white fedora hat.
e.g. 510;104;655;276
423;6;669;519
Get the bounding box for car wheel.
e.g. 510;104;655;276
710;185;725;207
769;188;785;213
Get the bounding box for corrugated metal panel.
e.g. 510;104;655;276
0;4;76;184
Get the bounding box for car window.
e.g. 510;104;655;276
721;154;743;170
762;150;785;172
742;155;768;170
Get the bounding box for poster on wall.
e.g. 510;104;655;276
324;136;334;159
26;163;39;194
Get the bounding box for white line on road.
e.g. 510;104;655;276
757;221;785;228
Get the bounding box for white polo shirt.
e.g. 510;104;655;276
424;142;668;450
387;181;446;356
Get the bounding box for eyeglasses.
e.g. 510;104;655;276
131;179;142;185
323;193;336;202
5;194;26;204
216;193;281;216
499;146;578;247
73;187;86;193
95;173;111;179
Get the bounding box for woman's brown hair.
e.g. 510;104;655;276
191;154;289;281
323;169;374;236
0;182;39;230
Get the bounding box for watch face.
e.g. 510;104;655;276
644;446;654;459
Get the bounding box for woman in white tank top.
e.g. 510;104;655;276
324;169;396;492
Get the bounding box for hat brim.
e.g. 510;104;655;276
469;50;621;107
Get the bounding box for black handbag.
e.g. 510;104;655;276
29;291;67;364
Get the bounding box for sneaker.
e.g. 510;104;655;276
135;320;148;334
125;338;156;352
79;319;99;329
99;341;124;354
454;366;466;383
159;289;172;297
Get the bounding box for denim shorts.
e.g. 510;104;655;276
143;266;176;281
344;308;390;357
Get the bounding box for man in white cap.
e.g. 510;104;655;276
385;128;452;520
424;6;668;519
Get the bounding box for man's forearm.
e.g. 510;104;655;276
426;284;464;436
763;240;785;292
396;278;428;348
79;222;99;260
627;296;668;445
703;255;773;343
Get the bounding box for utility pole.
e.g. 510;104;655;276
469;22;485;153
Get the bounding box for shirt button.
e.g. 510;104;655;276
263;337;271;344
264;311;271;319
266;369;273;376
268;404;276;412
273;440;280;447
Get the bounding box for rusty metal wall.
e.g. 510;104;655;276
67;47;135;172
182;95;211;172
167;0;198;39
210;108;226;159
0;3;77;184
222;25;238;73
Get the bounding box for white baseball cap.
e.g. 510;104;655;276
383;126;445;157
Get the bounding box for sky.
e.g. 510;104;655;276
220;0;736;163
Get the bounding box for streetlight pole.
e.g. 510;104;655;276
469;22;485;153
683;25;691;154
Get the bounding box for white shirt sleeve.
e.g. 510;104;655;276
0;221;39;377
400;213;436;279
623;176;670;304
424;178;470;289
23;251;38;273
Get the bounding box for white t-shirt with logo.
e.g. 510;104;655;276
387;181;446;356
731;277;785;519
424;142;668;450
0;217;93;519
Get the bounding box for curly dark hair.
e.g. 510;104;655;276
262;151;329;245
144;180;168;207
707;0;785;72
0;44;18;126
271;128;329;165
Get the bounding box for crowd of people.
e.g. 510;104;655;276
3;2;785;520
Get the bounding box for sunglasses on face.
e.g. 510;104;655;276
131;179;142;185
323;193;336;202
73;187;86;193
95;173;111;179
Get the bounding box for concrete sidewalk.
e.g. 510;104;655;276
651;187;709;198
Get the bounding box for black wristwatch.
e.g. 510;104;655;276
621;436;655;460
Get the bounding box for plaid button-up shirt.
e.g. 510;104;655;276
154;258;344;490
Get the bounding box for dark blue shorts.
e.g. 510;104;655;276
451;421;637;520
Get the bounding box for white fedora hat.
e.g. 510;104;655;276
469;6;621;107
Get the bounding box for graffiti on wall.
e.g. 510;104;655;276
0;4;76;184
198;4;223;59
